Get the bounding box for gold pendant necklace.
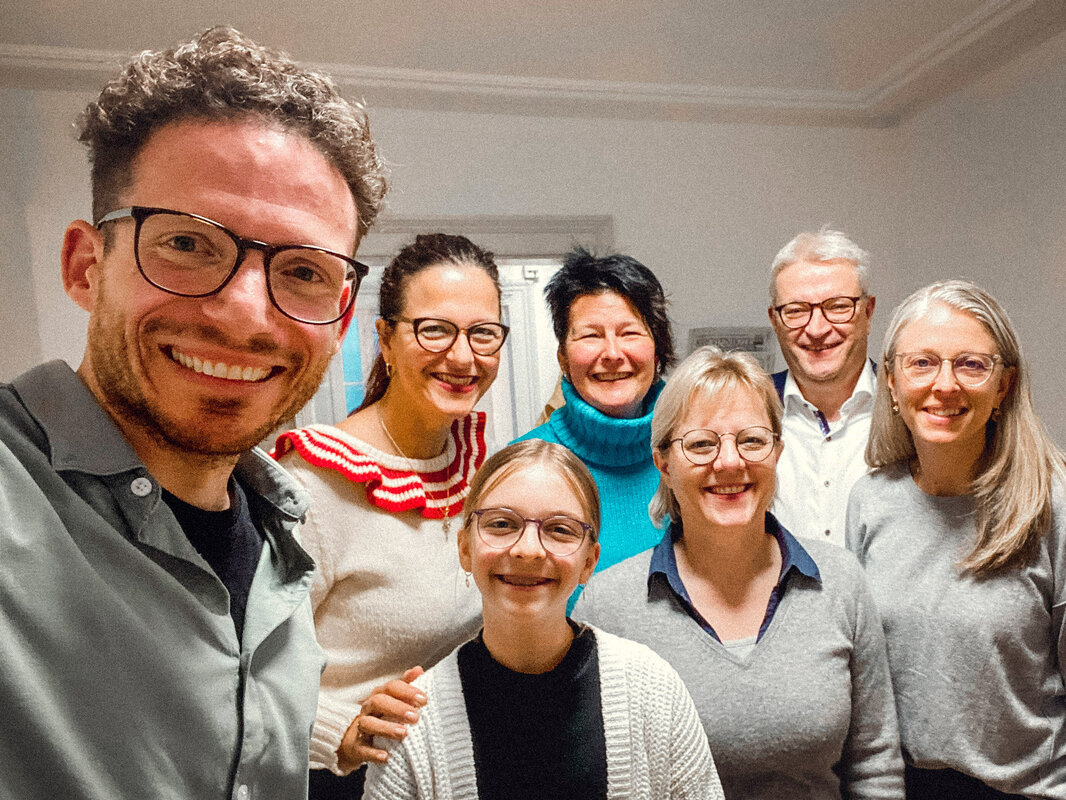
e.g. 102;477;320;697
377;405;454;537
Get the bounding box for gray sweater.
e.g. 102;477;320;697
574;537;903;800
846;464;1066;798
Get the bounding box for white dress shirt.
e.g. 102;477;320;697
772;364;875;546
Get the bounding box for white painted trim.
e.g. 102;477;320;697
0;43;125;75
0;41;856;109
1;0;1060;126
357;215;614;259
860;0;1050;110
322;61;861;111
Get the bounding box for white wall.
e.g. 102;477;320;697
373;106;904;327
889;30;1066;443
3;30;1066;439
1;89;90;379
0;90;902;376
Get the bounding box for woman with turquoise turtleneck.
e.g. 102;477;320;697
514;246;675;576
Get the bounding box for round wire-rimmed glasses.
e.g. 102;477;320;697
773;295;865;329
95;205;368;325
469;507;593;556
666;426;780;465
390;316;510;356
894;352;1003;388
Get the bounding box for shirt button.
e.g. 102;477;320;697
826;435;832;441
825;529;831;536
129;476;153;497
236;785;249;800
824;480;830;487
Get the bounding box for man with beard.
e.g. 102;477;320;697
0;28;386;799
767;229;877;547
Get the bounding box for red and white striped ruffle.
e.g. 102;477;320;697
273;413;487;519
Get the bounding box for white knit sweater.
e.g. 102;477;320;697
363;627;724;800
277;425;484;774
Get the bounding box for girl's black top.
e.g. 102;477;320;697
457;623;608;800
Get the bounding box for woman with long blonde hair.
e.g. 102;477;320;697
847;279;1066;798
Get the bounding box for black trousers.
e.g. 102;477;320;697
905;764;1024;799
308;766;366;800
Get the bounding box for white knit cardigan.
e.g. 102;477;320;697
363;626;724;800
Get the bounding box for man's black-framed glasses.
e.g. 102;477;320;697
667;426;780;465
469;508;593;556
95;206;368;325
390;316;510;356
773;295;866;330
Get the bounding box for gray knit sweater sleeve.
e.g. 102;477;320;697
845;465;1066;797
836;558;904;797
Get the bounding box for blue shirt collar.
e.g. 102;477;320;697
648;521;686;600
648;511;821;597
647;513;820;641
772;513;821;581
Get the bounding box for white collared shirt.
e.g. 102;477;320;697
771;364;876;547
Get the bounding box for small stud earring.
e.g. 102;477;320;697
385;362;394;378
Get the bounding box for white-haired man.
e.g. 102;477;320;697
767;229;876;546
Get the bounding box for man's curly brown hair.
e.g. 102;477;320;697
77;26;388;241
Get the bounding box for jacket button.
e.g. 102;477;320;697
130;476;153;497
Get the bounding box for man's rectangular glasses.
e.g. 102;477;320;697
773;295;865;329
95;206;369;325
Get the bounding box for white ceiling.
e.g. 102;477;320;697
2;0;1064;126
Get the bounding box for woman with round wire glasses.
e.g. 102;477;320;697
363;439;723;800
273;233;508;799
576;346;903;799
846;280;1066;799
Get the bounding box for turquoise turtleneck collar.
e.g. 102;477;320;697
547;378;664;469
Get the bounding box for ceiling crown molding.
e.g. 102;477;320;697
1;0;1063;127
858;0;1066;123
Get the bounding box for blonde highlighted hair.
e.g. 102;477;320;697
867;279;1066;575
649;346;782;528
